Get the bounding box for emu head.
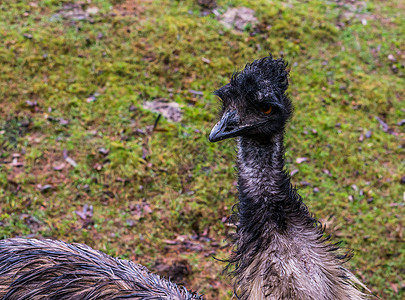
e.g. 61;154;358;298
209;56;292;143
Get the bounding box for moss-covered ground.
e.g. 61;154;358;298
0;0;404;298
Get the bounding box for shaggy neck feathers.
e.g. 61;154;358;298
228;133;368;300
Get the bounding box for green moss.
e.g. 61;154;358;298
0;0;403;298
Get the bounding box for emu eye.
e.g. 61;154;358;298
260;103;272;114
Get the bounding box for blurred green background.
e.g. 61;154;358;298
0;0;404;298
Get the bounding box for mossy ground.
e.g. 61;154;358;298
0;0;404;298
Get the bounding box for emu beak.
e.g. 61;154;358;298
209;110;244;142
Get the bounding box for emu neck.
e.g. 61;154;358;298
237;133;304;231
231;134;366;300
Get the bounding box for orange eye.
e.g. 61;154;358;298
260;104;272;114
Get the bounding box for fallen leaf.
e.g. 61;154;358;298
164;239;178;245
86;92;99;103
387;54;396;62
323;169;331;176
188;89;204;96
75;204;93;220
93;163;103;171
65;156;77;167
126;219;136;227
37;184;54;193
26;100;38;107
53;162;66;170
58;118;69;126
375;116;389;132
201;57;211;64
98;147;109;155
389;282;398;293
296;157;308;164
290;169;299;176
143;204;152;214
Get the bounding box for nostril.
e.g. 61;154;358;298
224;111;239;131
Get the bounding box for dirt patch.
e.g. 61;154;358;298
112;0;150;17
143;99;183;122
51;3;99;21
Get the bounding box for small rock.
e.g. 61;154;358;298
219;7;258;31
387;54;396;62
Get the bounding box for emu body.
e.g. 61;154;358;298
0;238;201;300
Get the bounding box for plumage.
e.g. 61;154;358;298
210;55;371;300
0;238;202;300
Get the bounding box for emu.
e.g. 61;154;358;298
209;56;370;299
0;56;369;299
0;238;202;300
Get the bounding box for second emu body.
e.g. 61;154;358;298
0;56;369;299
